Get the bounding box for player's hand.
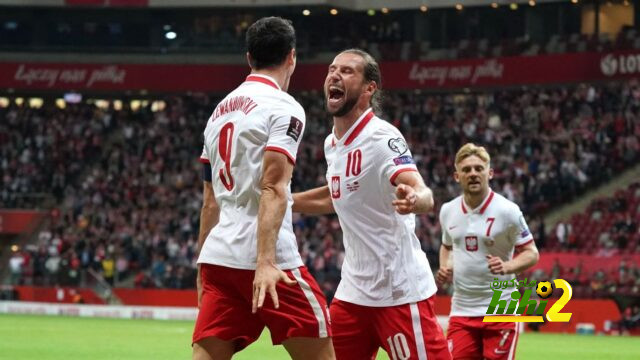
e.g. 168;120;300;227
436;267;453;285
252;261;297;314
392;184;418;215
486;255;511;275
196;265;203;309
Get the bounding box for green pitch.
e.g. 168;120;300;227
1;314;639;359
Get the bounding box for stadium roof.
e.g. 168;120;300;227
0;0;572;9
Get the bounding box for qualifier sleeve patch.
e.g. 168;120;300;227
393;155;414;165
286;116;304;141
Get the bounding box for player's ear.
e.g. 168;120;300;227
488;167;494;180
453;171;460;183
366;81;377;98
288;49;296;67
246;52;254;69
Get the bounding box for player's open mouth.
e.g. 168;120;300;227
328;86;345;105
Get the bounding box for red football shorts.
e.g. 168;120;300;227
330;295;451;360
192;264;331;352
447;316;519;360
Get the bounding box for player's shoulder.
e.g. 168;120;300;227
370;117;408;154
439;195;462;218
371;116;403;139
492;191;520;209
491;191;523;217
273;91;305;118
323;133;335;151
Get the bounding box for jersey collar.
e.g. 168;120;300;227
461;189;495;215
332;108;375;147
245;74;281;90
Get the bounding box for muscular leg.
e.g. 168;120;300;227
192;337;234;360
282;337;336;360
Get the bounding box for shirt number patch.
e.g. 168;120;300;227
346;149;362;177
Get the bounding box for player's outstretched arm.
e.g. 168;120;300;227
392;171;434;214
253;150;298;314
436;245;453;285
197;181;220;308
487;241;539;275
292;186;335;215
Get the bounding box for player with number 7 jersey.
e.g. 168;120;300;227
437;143;539;360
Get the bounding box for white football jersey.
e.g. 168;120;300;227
325;108;437;307
198;74;305;270
439;190;534;317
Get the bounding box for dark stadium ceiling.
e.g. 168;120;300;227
0;0;571;9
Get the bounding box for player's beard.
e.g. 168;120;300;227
326;93;359;117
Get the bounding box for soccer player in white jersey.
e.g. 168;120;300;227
437;143;539;360
192;17;334;360
293;49;451;360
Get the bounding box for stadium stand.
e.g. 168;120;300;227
3;81;639;301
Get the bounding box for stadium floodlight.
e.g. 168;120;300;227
302;9;310;16
165;31;177;40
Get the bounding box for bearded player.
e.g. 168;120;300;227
437;143;539;360
293;49;451;360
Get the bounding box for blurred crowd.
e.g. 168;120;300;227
3;80;640;302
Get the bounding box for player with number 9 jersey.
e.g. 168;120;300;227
198;74;305;270
192;17;334;360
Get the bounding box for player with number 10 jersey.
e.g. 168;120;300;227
294;49;451;360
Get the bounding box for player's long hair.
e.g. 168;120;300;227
339;49;383;114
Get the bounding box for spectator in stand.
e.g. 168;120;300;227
3;80;640;298
9;250;25;285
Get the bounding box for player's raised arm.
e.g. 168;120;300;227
252;150;298;313
391;170;434;215
292;185;335;215
196;180;219;308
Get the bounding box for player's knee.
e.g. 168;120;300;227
192;337;234;360
283;337;335;360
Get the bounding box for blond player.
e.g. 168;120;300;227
437;143;539;360
293;49;451;360
193;17;334;360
